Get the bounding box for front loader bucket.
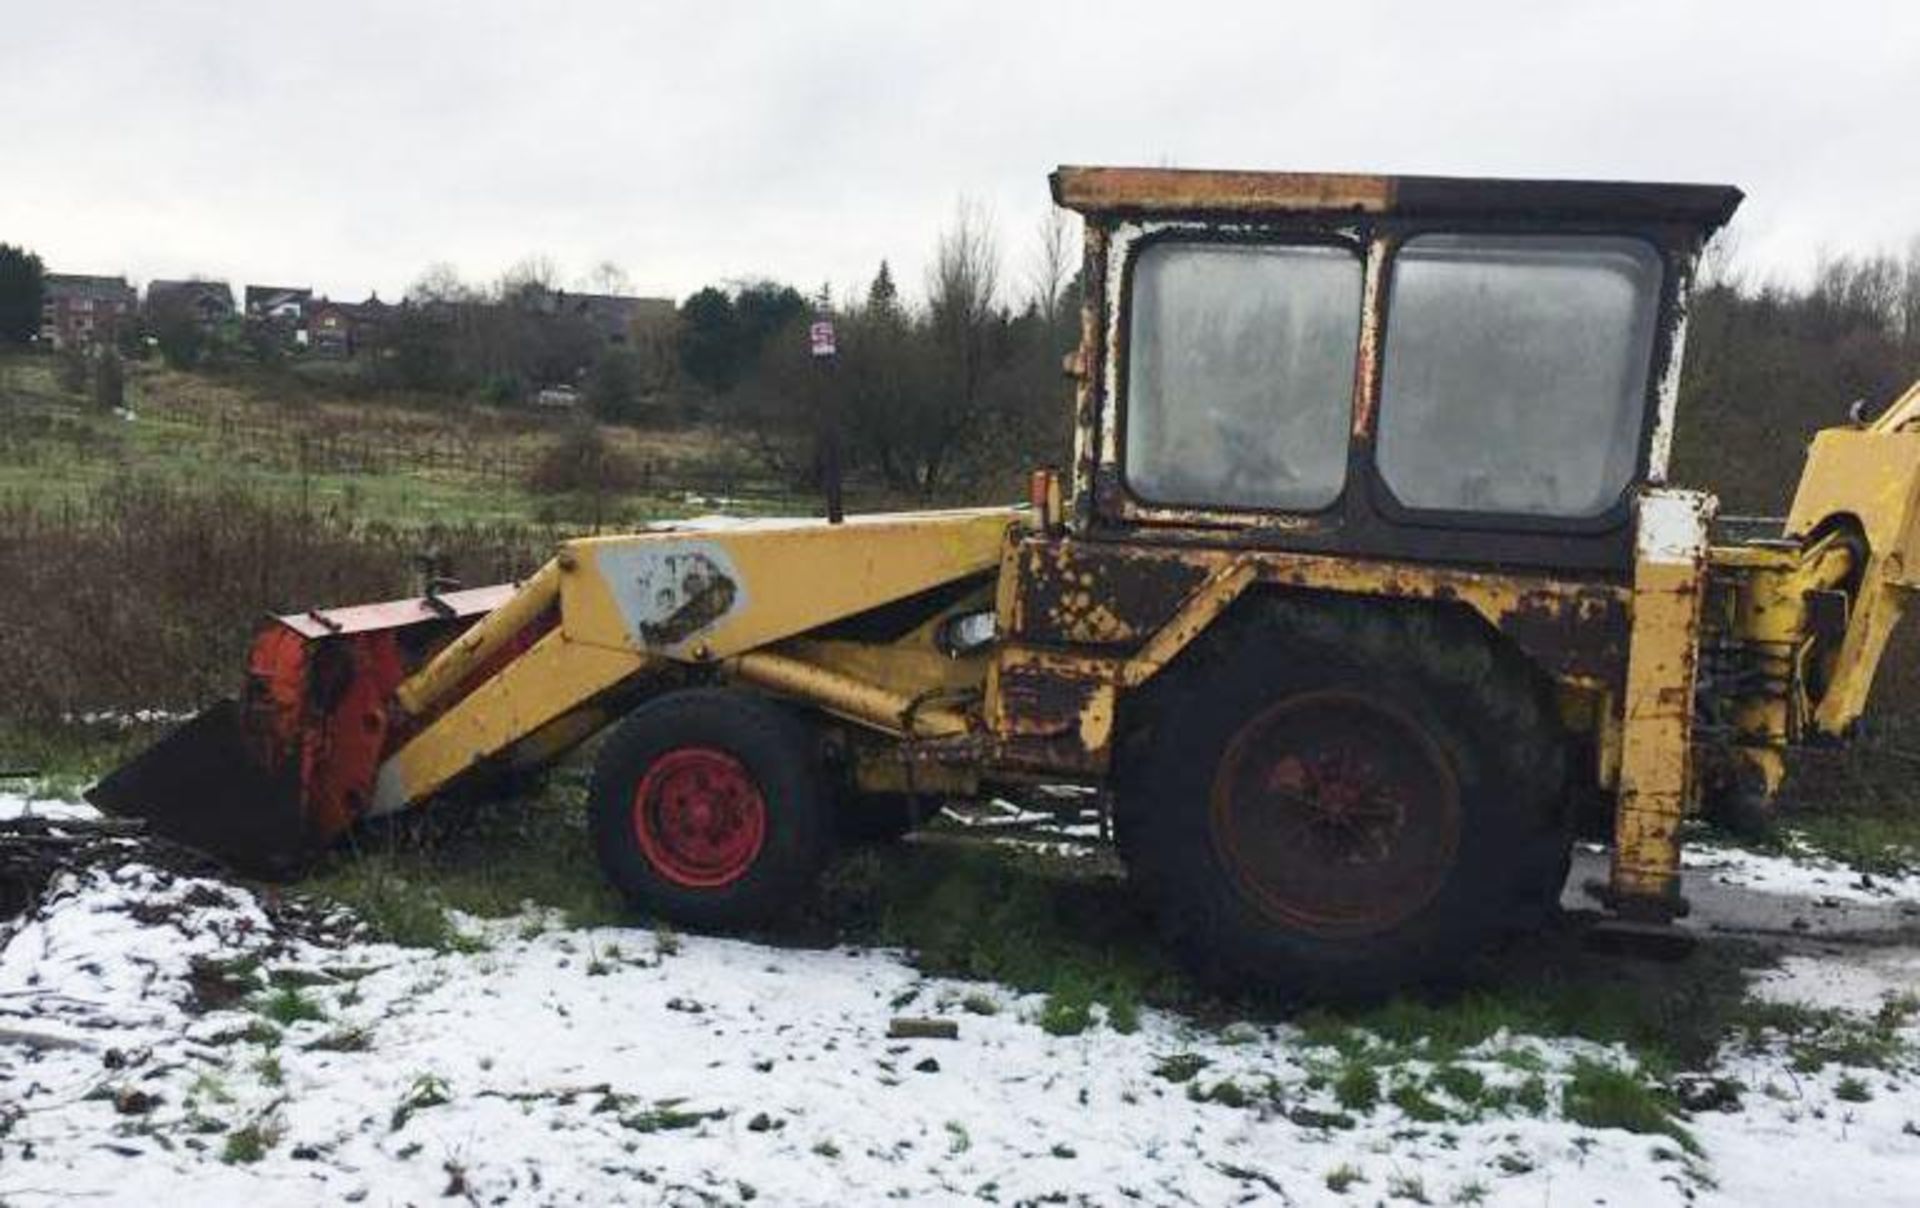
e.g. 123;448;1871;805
86;699;317;878
86;582;525;880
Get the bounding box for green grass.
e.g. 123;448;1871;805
390;1073;453;1131
0;354;835;528
220;1122;276;1164
1292;935;1765;1076
809;839;1194;1028
300;765;624;949
1561;1059;1698;1154
0;717;176;796
256;985;326;1026
1324;1163;1365;1193
1332;1061;1381;1113
1731;996;1917;1073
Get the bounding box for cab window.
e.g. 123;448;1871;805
1125;241;1362;511
1375;234;1663;518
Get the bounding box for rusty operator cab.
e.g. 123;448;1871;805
978;168;1742;992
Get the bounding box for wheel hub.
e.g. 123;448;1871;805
631;747;768;889
1210;691;1460;936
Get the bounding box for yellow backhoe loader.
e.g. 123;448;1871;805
92;167;1920;997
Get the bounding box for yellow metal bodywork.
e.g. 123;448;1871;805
1608;492;1715;913
1691;382;1920;814
369;508;1019;814
1782;411;1920;735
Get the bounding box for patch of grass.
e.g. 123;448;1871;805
1152;1053;1210;1084
187;1072;233;1107
1561;1059;1697;1155
1388;1079;1450;1124
220;1120;281;1164
251;1054;283;1088
618;1098;726;1133
1332;1060;1381;1113
1039;980;1095;1037
961;992;1000;1017
1836;1074;1873;1103
304;773;624;947
1187;1079;1251;1108
944;1120;970;1155
0;718;173;795
653;922;682;959
1385;1172;1429;1203
1324;1163;1365;1193
1428;1065;1485;1105
809;841;1196;1022
1450;1179;1489;1205
1733;998;1916;1073
256;985;326;1027
1300;937;1767;1076
390;1073;453;1132
811;1139;841;1159
1787;811;1920;877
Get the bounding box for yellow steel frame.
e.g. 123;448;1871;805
370;508;1019;815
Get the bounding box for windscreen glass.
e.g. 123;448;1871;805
1376;234;1663;518
1124;241;1361;511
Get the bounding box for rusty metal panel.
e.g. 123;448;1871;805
1051;166;1741;226
1005;535;1633;694
1053;167;1391;216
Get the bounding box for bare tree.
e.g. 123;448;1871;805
585;260;632;296
498;254;562;305
408;262;475;304
916;199;1005;492
927;198;1001;326
1025;208;1077;327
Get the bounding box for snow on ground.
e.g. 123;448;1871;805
1684;839;1920;904
3;795;1919;1206
0;790;101;825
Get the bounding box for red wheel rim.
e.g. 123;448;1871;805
631;747;768;889
1209;690;1460;938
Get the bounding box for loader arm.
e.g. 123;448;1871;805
91;508;1020;872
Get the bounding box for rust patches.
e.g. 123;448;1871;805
1011;539;1209;647
996;661;1099;738
1496;590;1632;694
1051;166;1392;216
1004;534;1636;694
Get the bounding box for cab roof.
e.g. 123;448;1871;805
1050;166;1743;229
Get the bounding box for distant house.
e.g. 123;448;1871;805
308;293;390;358
39;273;137;349
146;279;236;330
244;285;311;324
244;285;313;349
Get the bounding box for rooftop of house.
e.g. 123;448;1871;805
43;274;136;302
147;279;235;304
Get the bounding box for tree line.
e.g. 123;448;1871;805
1673;239;1920;514
10;222;1920;510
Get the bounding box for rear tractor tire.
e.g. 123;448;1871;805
1117;597;1570;1000
589;688;832;932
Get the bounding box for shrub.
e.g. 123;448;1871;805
91;352;125;411
526;421;640;496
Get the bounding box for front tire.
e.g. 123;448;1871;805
589;688;831;931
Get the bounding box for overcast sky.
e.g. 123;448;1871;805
3;1;1915;307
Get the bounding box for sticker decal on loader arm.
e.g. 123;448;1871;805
601;541;744;651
